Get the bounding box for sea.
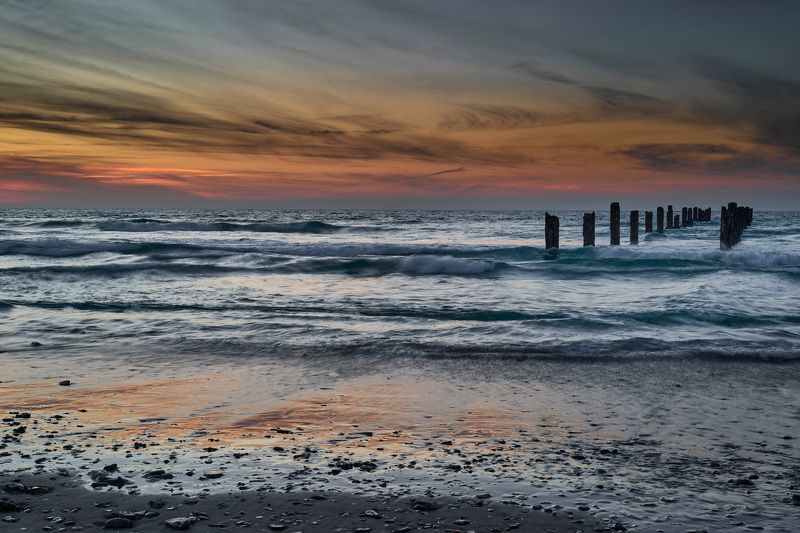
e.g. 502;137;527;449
1;208;799;360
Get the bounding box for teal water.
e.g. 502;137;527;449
1;209;798;359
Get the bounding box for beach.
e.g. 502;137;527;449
2;347;799;531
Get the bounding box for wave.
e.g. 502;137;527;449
2;237;799;277
97;220;344;233
0;255;508;278
0;299;569;322
33;220;85;228
144;337;800;363
7;295;797;330
0;239;236;258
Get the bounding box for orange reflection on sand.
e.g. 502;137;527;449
1;371;609;464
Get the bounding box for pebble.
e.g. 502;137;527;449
104;517;134;529
165;517;193;530
0;500;23;512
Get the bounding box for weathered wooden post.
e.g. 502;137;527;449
610;202;620;245
674;214;680;228
666;205;674;229
656;206;664;232
735;206;745;244
630;210;639;244
729;202;740;244
645;211;653;233
693;207;698;221
720;202;735;250
681;207;688;227
545;212;559;250
582;211;595;247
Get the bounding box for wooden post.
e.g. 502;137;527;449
645;211;653;233
582;211;595;247
735;206;745;244
610;202;620;245
693;207;698;221
545;212;559;249
674;214;680;228
720;202;735;250
681;207;688;227
729;202;740;244
630;210;639;245
666;205;673;229
656;206;664;232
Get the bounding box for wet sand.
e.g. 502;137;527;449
1;471;606;532
1;347;799;531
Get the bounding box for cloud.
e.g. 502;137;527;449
513;61;577;85
512;61;667;115
438;104;552;132
425;166;465;177
697;58;800;156
614;143;799;176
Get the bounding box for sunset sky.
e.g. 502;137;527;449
1;0;799;208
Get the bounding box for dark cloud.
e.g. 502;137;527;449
512;61;577;85
581;86;662;110
513;61;667;115
614;143;798;176
425;166;465;177
0;77;524;164
698;58;800;155
438;104;551;132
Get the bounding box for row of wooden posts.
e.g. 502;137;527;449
544;202;752;251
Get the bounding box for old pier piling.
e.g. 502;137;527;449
693;207;698;221
610;202;620;245
667;205;674;229
645;211;653;233
582;211;595;247
656;206;664;232
545;212;560;250
720;202;754;250
681;207;688;227
630;210;639;244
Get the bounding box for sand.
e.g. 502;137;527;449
0;471;608;532
2;347;799;531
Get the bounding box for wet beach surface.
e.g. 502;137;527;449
1;471;604;532
2;348;799;532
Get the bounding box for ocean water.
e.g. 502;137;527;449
1;208;799;360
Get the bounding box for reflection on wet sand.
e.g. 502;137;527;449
2;353;799;532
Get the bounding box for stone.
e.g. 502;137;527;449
0;500;23;512
3;483;26;494
411;499;440;511
165;517;193;530
103;517;134;529
58;380;71;386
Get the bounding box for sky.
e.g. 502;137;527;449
1;0;799;209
